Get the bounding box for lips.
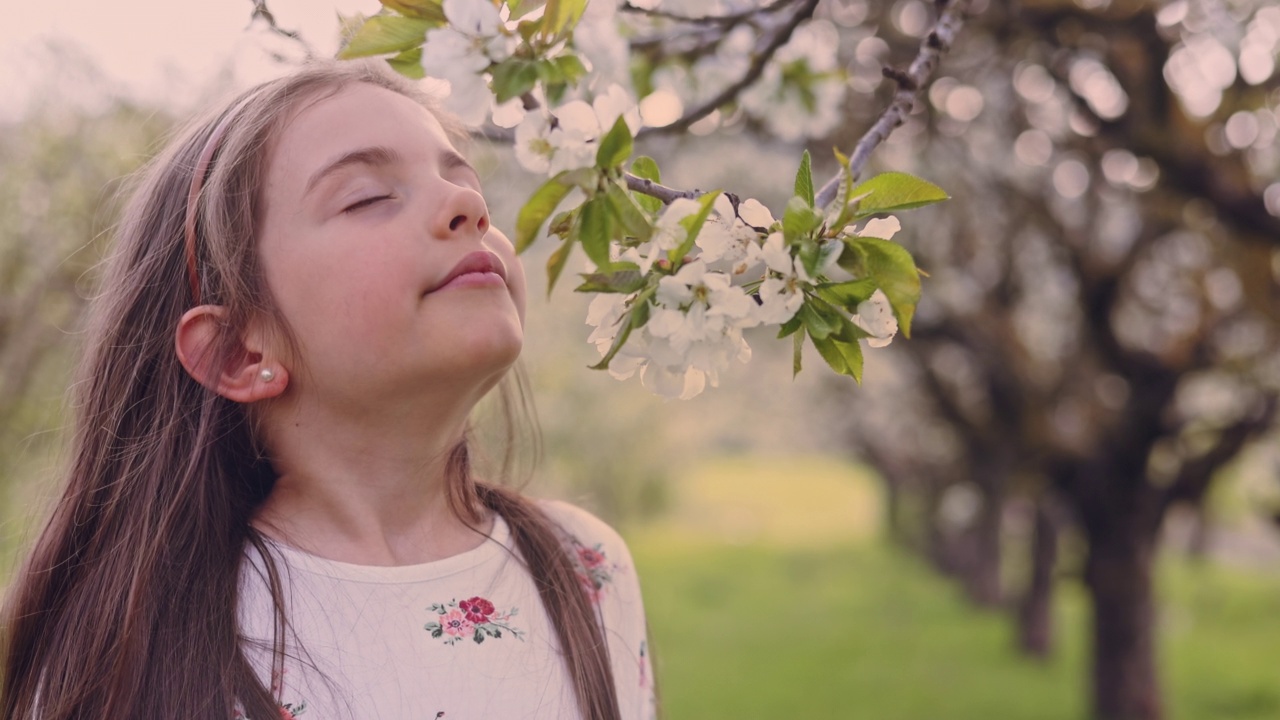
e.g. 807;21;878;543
427;250;507;294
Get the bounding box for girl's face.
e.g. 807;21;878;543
257;83;527;408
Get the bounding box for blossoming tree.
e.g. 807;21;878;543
327;0;972;398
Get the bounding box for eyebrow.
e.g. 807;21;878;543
303;146;478;197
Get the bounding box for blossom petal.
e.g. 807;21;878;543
858;216;901;240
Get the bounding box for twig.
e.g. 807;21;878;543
814;0;974;209
636;0;820;138
623;173;703;203
620;0;795;26
249;0;316;60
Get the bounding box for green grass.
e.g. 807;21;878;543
627;455;1280;720
632;538;1280;720
634;539;1083;720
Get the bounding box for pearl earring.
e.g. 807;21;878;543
259;368;276;383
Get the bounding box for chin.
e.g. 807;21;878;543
443;324;524;378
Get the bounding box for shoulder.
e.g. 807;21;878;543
536;499;644;605
537;499;629;552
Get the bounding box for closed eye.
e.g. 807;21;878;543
343;195;393;213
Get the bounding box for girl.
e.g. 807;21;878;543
1;60;653;720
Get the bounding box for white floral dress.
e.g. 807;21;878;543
237;501;655;720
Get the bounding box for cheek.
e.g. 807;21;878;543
266;246;406;345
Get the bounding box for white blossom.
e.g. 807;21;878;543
654;260;757;325
491;95;526;128
514;112;555;174
593;84;643;135
738;20;847;141
512;102;601;176
585;260;759;400
420;0;516;126
855;216;902;240
574;0;632;90
632;198;700;273
852;289;898;348
696;195;771;277
756;233;808;325
439;72;494;127
641;362;705;400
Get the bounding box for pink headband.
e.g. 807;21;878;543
183;94;258;306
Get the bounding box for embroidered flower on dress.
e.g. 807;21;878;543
425;597;523;646
459;596;496;624
571;541;624;603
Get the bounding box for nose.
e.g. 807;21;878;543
433;184;490;241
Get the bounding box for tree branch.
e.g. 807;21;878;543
621;0;795;26
636;0;820;138
623;172;703;203
815;0;975;209
1160;393;1278;512
249;0;316;61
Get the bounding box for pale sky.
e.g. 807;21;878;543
2;0;377;118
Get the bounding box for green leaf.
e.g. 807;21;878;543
794;150;814;208
810;334;845;373
507;0;548;21
545;238;574;295
825;147;857;228
630;292;652;328
515;176;575;252
814;279;877;311
777;314;803;338
782;195;823;244
543;0;587;36
548;209;575;238
578;196;616;269
385;47;425;79
379;0;447;22
491;60;540;104
596;116;633;169
852;236;923;337
849;172;949;219
552;55;588;84
793;330;804;377
605;182;652;241
516;18;541;42
576;269;645;294
338;15;433;58
810;335;864;383
798;300;837;341
798;238;842;281
629;157;662;214
671;191;721;262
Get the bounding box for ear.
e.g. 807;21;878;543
175;305;289;403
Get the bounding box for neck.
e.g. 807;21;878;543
253;386;493;566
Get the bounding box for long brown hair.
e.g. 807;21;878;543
1;60;620;720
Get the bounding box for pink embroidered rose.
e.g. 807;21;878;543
459;596;495;624
577;546;606;569
441;609;474;639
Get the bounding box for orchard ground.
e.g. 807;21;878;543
629;455;1280;720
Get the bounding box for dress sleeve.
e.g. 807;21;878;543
539;500;657;720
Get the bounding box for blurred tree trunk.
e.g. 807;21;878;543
963;476;1004;607
1084;518;1161;720
1017;495;1059;658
